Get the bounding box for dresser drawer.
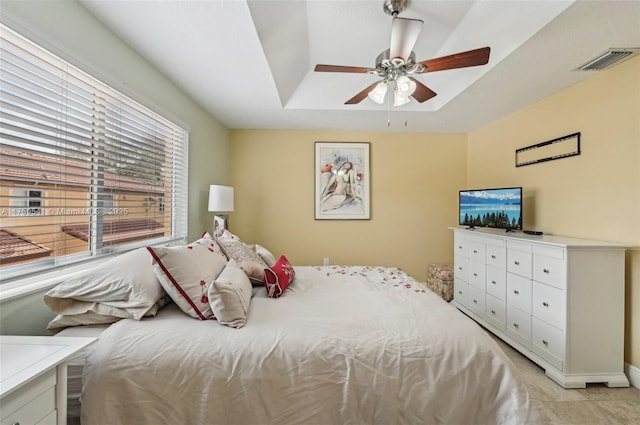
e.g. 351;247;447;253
506;272;532;314
485;242;506;270
507;247;532;278
453;278;469;308
507;240;532;254
467;285;485;318
533;282;566;330
485;294;506;332
1;368;57;425
532;244;564;260
532;318;565;371
454;234;469;258
468;238;485;263
506;305;531;350
533;254;567;289
486;266;506;301
468;260;486;290
454;255;469;282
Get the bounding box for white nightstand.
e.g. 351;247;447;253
0;335;96;425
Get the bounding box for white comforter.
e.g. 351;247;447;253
81;266;535;425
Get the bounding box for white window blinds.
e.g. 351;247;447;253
0;24;188;280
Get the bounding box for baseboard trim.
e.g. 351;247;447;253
625;362;640;389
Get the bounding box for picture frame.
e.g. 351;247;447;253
315;142;370;220
515;132;581;167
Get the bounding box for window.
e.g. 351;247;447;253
0;24;188;278
27;190;42;215
9;188;42;215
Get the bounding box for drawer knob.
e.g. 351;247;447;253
491;255;496;259
542;301;549;307
491;280;496;285
473;299;478;303
473;250;478;254
543;268;550;274
542;339;549;346
458;246;463;250
513;289;519;295
513;323;519;328
514;261;520;266
473;273;478;277
458;290;462;295
491;309;496;315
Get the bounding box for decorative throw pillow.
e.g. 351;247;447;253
208;259;253;328
264;255;296;298
218;238;267;267
147;237;227;320
237;260;267;285
44;247;166;330
255;244;277;266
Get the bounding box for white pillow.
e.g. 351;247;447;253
237;259;266;285
147;237;227;320
255;244;277;266
208;259;253;328
44;248;165;330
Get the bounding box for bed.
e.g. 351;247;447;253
46;232;536;425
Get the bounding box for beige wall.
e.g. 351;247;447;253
467;56;640;368
228;130;467;280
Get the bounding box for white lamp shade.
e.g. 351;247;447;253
208;185;234;212
367;81;388;104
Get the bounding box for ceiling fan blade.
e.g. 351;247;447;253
389;17;424;61
314;64;373;73
345;82;380;105
418;47;491;73
409;77;437;103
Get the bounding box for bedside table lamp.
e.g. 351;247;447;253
208;185;234;238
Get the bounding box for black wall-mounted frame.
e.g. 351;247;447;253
516;132;581;167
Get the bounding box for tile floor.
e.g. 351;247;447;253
490;333;640;425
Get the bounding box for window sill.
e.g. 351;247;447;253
0;258;111;303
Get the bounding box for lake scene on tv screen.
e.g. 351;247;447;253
460;188;522;230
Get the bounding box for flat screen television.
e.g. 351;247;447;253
459;187;522;231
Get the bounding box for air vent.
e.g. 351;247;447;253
575;48;640;71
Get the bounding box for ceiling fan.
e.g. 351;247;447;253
314;0;491;106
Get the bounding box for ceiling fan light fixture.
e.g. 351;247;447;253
393;90;411;106
368;81;388;104
396;75;416;96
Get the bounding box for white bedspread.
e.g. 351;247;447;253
81;266;535;425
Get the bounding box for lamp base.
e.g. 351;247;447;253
213;215;227;238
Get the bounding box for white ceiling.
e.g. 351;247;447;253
79;0;640;133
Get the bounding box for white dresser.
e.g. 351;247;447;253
450;227;629;388
0;336;96;425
